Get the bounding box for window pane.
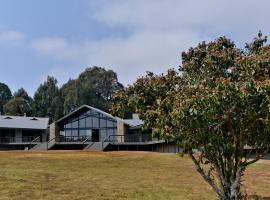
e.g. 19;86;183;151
93;117;99;127
86;129;92;137
79;129;86;137
72;120;78;128
66;122;72;128
100;119;107;128
65;130;72;137
107;120;113;127
100;130;107;140
107;129;116;136
60;131;65;137
79;118;85;128
72;130;78;137
86;117;92;128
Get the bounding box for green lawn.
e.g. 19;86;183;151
0;151;269;200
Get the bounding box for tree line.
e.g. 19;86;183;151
0;66;123;122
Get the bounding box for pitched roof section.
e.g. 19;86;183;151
55;105;144;128
0;115;49;130
56;105;124;124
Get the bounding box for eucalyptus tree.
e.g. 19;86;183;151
4;88;33;116
0;83;12;114
32;76;63;121
61;66;123;115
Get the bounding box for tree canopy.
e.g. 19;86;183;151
0;83;12;114
0;66;123;121
4;88;33;116
111;32;270;199
32;76;62;121
61;66;123;115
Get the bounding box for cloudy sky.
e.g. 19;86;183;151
0;0;269;96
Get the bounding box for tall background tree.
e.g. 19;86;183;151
0;83;12;114
111;32;270;199
4;88;33;116
0;66;123;121
32;76;63;121
61;66;123;115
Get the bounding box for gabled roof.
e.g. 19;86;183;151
0;115;49;130
56;105;124;124
55;105;144;128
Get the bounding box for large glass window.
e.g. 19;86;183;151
60;108;118;141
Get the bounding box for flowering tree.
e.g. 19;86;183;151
111;32;270;199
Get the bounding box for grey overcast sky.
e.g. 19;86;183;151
0;0;269;96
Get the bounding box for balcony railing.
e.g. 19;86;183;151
57;136;91;143
55;134;155;144
0;137;41;143
104;134;154;144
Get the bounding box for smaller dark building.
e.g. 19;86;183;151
0;115;49;150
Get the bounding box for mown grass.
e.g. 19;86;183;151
0;151;268;200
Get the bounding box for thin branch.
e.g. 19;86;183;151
245;148;269;166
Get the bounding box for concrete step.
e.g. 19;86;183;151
30;142;55;150
84;142;109;151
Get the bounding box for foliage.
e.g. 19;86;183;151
0;66;123;121
61;79;80;115
4;88;33;116
61;66;123;115
32;76;63;121
0;83;12;114
111;33;270;199
111;70;182;137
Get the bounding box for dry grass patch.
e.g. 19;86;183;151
0;151;268;199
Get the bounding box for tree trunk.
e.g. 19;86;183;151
189;151;244;200
219;168;242;200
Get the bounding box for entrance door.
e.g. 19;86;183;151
92;129;99;142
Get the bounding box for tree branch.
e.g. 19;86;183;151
245;148;269;166
188;151;224;198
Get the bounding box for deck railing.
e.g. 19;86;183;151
57;136;92;143
0;137;41;143
0;137;15;143
104;134;153;144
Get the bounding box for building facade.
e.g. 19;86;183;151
0;115;49;150
0;105;179;153
50;105;145;143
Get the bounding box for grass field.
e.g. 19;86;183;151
0;151;269;200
